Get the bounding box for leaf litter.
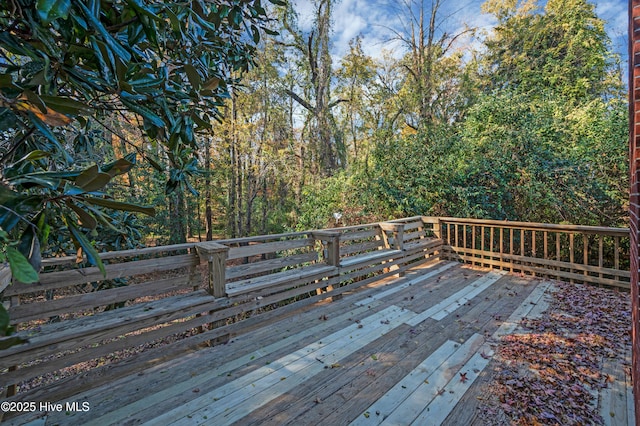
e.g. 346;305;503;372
480;282;631;425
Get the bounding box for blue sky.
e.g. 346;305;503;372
291;0;628;66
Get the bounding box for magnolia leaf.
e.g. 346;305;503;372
19;102;72;126
39;95;93;116
121;98;164;128
75;165;99;188
6;247;39;284
202;77;220;91
80;172;112;192
76;1;131;62
36;0;71;24
81;197;155;216
16;150;51;163
18;226;41;273
68;222;106;277
102;155;135;177
184;64;202;90
67;201;98;230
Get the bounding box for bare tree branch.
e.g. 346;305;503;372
285;89;316;113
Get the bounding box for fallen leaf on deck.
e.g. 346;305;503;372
478;282;630;425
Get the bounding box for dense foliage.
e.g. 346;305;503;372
0;0;628;285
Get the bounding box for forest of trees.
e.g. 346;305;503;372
0;0;628;281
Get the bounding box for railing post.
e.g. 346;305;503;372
195;242;229;298
312;231;341;267
380;223;405;277
422;216;443;259
380;223;404;251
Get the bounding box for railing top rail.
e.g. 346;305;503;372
16;216;629;274
215;231;310;245
42;242;199;267
436;217;629;237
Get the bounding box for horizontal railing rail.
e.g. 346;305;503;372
434;217;630;289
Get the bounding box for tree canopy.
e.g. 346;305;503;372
0;0;628;284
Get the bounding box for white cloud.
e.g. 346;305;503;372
291;0;625;62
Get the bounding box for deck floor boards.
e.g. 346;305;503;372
6;262;634;426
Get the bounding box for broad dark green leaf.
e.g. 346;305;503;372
75;1;132;62
6;247;39;284
36;0;72;24
75;165;99;188
80;172;111;192
120;98;164;128
40;95;93;116
68;222;106;277
81;197;156;216
8;175;60;190
67;201;98;230
28;113;73;163
184;64;202;90
76;164;112;191
18;226;42;273
16;150;51;163
0;73;13;88
102;156;135;177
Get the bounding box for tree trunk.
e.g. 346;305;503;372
168;191;187;244
204;138;213;241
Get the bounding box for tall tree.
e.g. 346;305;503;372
481;0;616;102
335;37;376;163
281;0;346;175
390;0;471;129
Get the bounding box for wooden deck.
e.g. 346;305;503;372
6;261;633;426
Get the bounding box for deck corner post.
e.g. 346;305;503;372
380;222;404;251
379;222;405;277
422;216;444;260
195;242;229;297
312;231;341;267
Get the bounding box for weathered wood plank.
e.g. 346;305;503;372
373;334;486;425
341;240;385;256
40;243;197;267
341;249;402;268
4;254;199;296
226;264;337;297
354;262;457;307
406;270;506;326
0;291;219;370
226;238;314;261
226;252;317;281
349;340;460;426
8;275;193;323
278;273;533;426
0;265;11;293
339;228;382;242
79;304;375;426
413;351;490;426
144;306;416;426
430;270;507;321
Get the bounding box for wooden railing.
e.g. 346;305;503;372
0;216;629;409
436;217;630;289
0;217;442;404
